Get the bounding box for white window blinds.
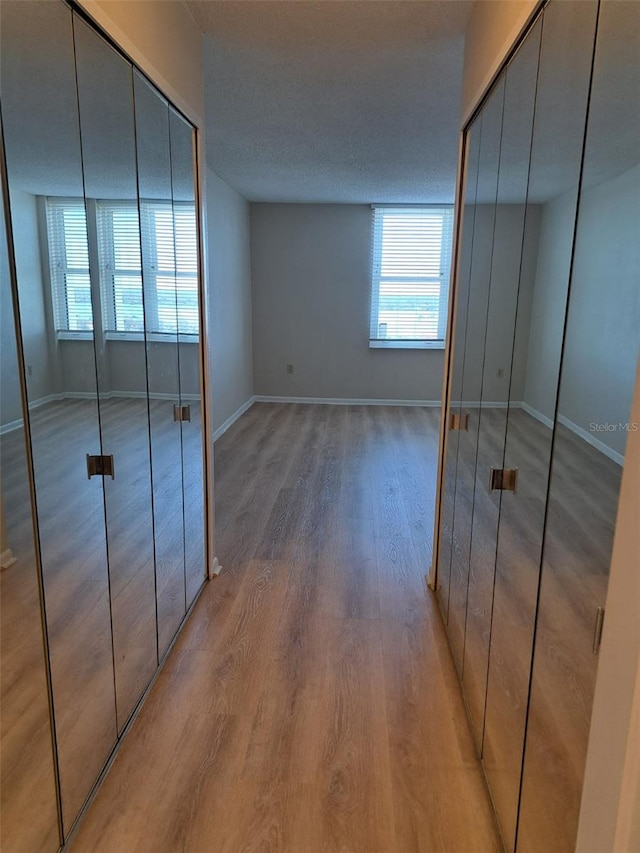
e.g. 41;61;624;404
97;202;144;333
46;197;199;337
46;199;93;332
369;206;454;348
140;202;199;335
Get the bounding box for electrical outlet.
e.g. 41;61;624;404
286;364;294;374
497;368;504;379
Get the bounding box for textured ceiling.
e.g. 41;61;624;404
185;0;473;203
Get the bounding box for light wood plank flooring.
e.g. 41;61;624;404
69;403;500;852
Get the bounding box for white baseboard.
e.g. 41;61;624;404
521;402;623;466
0;417;25;436
459;400;522;409
108;391;200;402
557;414;624;466
253;395;441;407
212;396;255;442
522;402;555;429
65;390;200;402
0;390;201;435
0;392;66;435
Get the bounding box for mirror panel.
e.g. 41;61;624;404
448;85;505;679
73;15;158;730
481;3;600;848
0;159;60;852
447;77;504;722
134;71;187;656
462;19;542;751
517;1;640;849
0;0;118;831
437;120;482;623
169;109;206;607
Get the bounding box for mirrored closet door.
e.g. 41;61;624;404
481;3;599;847
2;1;119;830
168;108;207;611
436;0;639;850
134;73;190;658
1;147;60;853
517;1;640;848
1;0;208;842
74;11;159;737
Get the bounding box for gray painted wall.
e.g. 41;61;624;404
0;196;23;426
206;168;254;432
457;203;541;405
524;163;640;456
250;203;443;401
557;163;640;455
522;190;577;422
1;190;58;426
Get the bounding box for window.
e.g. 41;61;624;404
46;200;93;332
139;202;199;335
97;202;144;333
369;206;454;349
45;198;199;337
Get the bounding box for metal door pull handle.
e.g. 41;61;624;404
86;454;115;479
449;411;470;431
174;404;191;423
489;467;518;493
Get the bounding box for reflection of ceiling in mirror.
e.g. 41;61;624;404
471;2;639;205
0;1;195;202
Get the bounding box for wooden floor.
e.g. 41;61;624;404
69;403;500;852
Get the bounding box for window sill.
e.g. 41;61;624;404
57;331;93;341
105;331;199;344
369;340;445;350
56;331;198;344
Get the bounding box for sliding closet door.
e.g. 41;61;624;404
480;4;600;849
0;166;60;850
437;123;482;623
169;110;207;606
517;2;640;849
73;15;158;731
0;1;117;832
133;72;187;658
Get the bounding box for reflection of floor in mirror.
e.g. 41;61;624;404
1;423;59;853
69;403;502;852
515;414;621;853
441;406;622;852
0;395;206;837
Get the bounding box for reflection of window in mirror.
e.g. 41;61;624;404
43;197;198;340
45;199;92;333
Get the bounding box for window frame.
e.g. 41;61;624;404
45;197;93;336
369;204;454;350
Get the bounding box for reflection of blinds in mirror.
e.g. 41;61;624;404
46;199;92;332
369;206;454;347
45;198;199;336
140;203;199;335
97;202;144;333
